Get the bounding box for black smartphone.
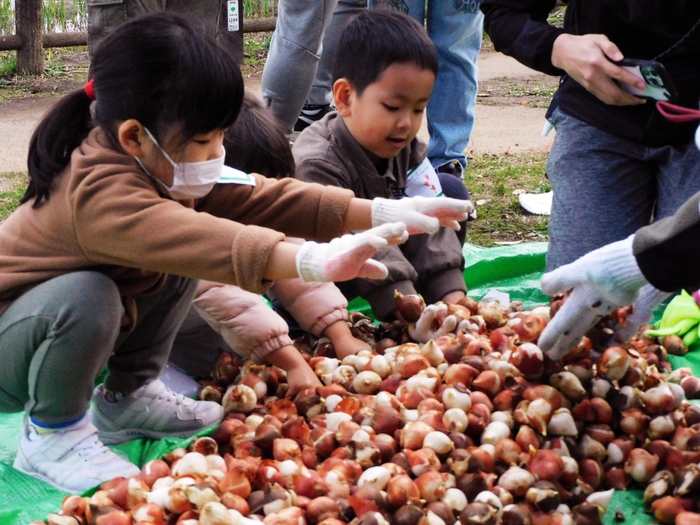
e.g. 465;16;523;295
615;58;679;102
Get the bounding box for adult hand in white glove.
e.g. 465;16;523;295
610;285;672;345
537;235;649;360
408;303;459;343
296;222;408;283
371;196;475;235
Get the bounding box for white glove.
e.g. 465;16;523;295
296;222;408;283
537;235;649;360
408;303;459;343
371;196;475;235
610;285;672;344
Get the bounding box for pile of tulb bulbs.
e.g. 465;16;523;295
35;294;700;525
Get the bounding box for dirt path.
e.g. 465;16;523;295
468;49;558;157
0;49;557;175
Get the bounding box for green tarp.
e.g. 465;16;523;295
0;242;691;524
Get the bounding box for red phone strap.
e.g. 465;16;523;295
656;101;700;123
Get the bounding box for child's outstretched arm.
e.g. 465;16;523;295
265;345;321;399
343;196;474;235
270;275;370;360
263;195;472;283
264;222;408;281
374;196;474;233
192;281;321;398
323;320;371;360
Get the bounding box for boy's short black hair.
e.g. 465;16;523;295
332;9;438;95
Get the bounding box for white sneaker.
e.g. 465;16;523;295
90;379;224;445
13;415;140;493
159;362;202;399
518;191;553;216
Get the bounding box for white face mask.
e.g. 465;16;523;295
136;127;225;200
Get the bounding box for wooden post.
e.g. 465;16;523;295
16;0;44;75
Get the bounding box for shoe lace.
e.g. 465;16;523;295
155;386;193;407
73;431;112;461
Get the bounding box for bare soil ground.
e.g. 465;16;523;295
0;48;558;174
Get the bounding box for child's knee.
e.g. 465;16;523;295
437;172;470;201
66;272;123;340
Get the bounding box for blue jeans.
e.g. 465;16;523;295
546;108;700;271
370;0;483;170
308;0;368;107
261;0;338;135
261;0;367;135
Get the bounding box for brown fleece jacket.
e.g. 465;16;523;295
0;127;354;328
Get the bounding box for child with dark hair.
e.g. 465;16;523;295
170;92;372;396
224;93;297;179
0;12;471;492
293;9;474;338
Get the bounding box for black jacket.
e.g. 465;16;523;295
481;0;700;146
634;190;700;292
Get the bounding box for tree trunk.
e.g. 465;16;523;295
16;0;44;75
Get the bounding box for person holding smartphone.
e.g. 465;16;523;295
480;1;700;280
535;104;700;361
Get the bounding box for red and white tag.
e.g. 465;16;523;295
405;158;443;198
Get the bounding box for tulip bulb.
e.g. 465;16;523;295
481;421;510;445
474;490;504;518
326;412;352;432
387;475;421;508
223;384;257;414
597;347;630;381
624;448;660;483
459;502;498;525
415;471;448;503
200;502;234;525
172;452;208;478
497;466;535;497
549;372;586;402
423;431;455;455
443;488;468;513
443;388;472;412
528;449;564;483
443;408;468;433
368;355;392;379
353;371;382;394
547;409;578;437
358;466;391;491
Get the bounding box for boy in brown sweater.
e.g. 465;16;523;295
293;9;473;333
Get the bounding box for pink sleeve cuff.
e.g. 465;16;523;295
270;278;349;335
308;308;349;337
193;281;290;363
250;334;294;364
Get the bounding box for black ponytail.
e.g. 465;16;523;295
23;12;244;207
22;89;93;206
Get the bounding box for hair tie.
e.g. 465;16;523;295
84;79;96;100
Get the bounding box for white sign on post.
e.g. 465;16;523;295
227;0;240;32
